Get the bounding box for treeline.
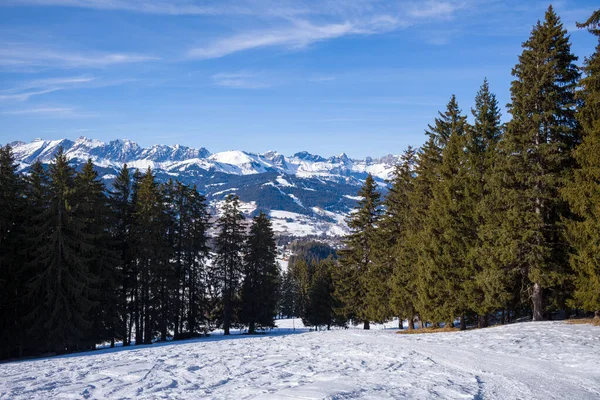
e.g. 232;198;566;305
0;149;280;360
280;241;345;330
333;7;600;329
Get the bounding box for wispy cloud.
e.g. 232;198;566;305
188;18;398;59
2;0;251;16
186;1;469;59
0;89;60;102
0;44;158;69
408;1;465;18
211;72;271;89
0;106;93;117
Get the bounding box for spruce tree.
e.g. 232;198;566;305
241;212;279;333
378;147;419;329
214;194;245;335
563;9;600;318
184;185;211;336
303;258;340;330
417;95;470;327
109;164;135;345
27;148;95;353
466;80;505;327
22;160;49;352
491;6;580;320
335;174;381;329
132;168;170;344
75;160;119;347
0;145;26;358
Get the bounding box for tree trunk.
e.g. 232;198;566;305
460;315;466;331
363;320;370;330
532;282;544;321
249;321;255;334
408;316;415;330
594;310;600;320
478;314;488;328
399;317;403;330
501;309;506;325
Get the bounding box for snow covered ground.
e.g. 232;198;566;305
1;320;599;399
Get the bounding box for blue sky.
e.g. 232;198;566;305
0;0;598;158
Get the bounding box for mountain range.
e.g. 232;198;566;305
7;137;402;237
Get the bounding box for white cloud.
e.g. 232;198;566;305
0;89;59;102
408;1;464;18
0;45;158;68
2;0;249;16
1;106;78;116
211;72;270;89
188;18;397;59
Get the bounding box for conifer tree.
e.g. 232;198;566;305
21;161;49;352
0;145;26;358
378;147;419;328
279;270;301;318
335;174;381;329
490;6;580;320
241;212;279;333
214;194;245;335
132;168;170;344
303;259;340;330
184;185;211;335
109;164;135;345
28;148;95;353
563;9;600;318
417;95;470;327
75;160;119;347
466;80;505;327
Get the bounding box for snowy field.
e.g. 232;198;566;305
1;320;599;399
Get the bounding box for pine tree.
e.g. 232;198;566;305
0;145;26;358
21;161;49;353
490;6;580;320
75;160;120;347
109;164;135;345
132;167;170;344
466;80;505;327
184;185;211;336
279;270;301;318
335;174;381;329
303;258;340;330
378;147;419;329
213;194;245;335
417;95;470;327
563;9;600;318
241;212;280;333
27;148;95;353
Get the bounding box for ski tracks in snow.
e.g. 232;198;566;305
0;321;599;399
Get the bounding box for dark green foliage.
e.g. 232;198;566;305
378;147;419;328
486;6;580;320
27;148;96;353
109;164;135;346
213;194;246;335
76;160;120;348
416;95;470;325
279;270;302;318
303;258;344;330
241;213;280;333
563;9;600;317
0;145;26;358
335;174;381;329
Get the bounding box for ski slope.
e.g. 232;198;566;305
1;320;599;399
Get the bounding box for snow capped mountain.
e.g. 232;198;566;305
7;137;402;237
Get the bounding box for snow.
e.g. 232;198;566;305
1;321;599;399
275;176;294;187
